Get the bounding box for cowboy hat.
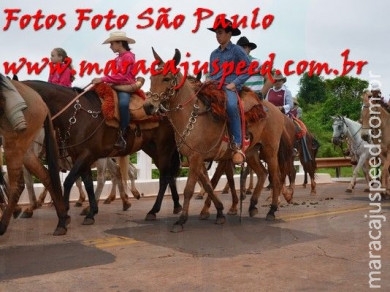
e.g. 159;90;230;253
208;19;241;36
273;73;287;83
236;36;257;50
370;81;381;92
102;31;135;44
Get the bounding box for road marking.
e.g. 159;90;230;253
83;236;138;249
279;203;390;222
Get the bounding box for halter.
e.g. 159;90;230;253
146;73;227;154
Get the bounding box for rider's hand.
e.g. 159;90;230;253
91;78;103;84
226;83;236;91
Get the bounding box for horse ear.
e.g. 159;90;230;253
152;47;164;64
12;75;18;81
196;71;202;81
173;49;181;67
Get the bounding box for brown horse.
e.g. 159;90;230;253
361;95;390;198
0;75;68;235
143;49;287;232
22;80;182;225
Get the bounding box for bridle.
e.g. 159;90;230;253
146;73;227;153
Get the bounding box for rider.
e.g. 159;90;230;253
290;97;303;119
92;31;137;150
48;48;75;87
0;74;27;132
236;36;264;99
266;73;294;115
207;19;250;164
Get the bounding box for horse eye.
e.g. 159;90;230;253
162;77;171;82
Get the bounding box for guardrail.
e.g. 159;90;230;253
315;157;352;177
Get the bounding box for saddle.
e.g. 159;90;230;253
292;117;307;139
94;78;160;131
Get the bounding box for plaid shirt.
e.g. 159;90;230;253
209;42;250;89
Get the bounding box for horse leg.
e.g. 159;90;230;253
225;161;239;215
246;168;254;195
80;169;98;225
347;158;365;193
195;181;206;199
171;156;203;233
145;176;169;220
198;165;225;225
107;158;131;211
0;164;24;235
168;175;182;214
265;154;282;220
74;178;86;207
128;161;142;199
199;160;227;219
310;169;317;195
37;188;48;206
246;154;268;217
381;155;390;199
303;171;308;188
20;166;38;218
24;147;68;235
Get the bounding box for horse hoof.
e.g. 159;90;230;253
82;217;95;225
345;189;353;193
215;216;226;225
227;209;237;215
364;188;370;192
171;224;183;233
80;208;89;216
65;216;71;226
249;208;258;217
245;190;252;195
103;198;113;204
145;213;156;221
173;206;182;214
122;201;131;211
53;227;67;236
0;224;8;235
310;191;317;196
195;194;204;200
199;212;210;220
13;207;22;218
266;213;276;221
20;211;33;218
74;202;83;207
133;192;141;200
221;189;229;194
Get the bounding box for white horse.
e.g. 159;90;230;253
331;116;370;192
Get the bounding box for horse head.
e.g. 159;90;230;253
331;115;346;146
144;48;182;116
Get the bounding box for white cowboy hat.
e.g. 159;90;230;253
102;31;135;44
273;73;287;83
370;81;381;92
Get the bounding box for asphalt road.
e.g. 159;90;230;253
0;182;389;291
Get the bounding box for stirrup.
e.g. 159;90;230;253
114;130;127;150
232;148;245;164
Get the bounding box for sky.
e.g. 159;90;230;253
0;0;389;98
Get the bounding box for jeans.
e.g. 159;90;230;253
224;88;241;146
118;91;131;131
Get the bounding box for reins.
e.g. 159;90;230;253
51;83;94;121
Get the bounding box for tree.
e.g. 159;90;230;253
297;73;327;107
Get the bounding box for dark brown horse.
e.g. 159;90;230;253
0;76;68;235
144;49;287;232
22;80;181;226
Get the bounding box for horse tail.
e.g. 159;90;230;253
118;156;129;192
278;131;292;179
43;115;63;198
170;149;181;178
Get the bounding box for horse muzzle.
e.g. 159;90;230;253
143;102;158;116
332;137;342;146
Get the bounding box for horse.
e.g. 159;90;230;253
22;80;181;226
332;116;370;192
0;75;68;235
143;49;289;232
360;96;390;198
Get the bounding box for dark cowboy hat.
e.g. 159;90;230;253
273;73;287;83
236;36;257;50
208;19;241;36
